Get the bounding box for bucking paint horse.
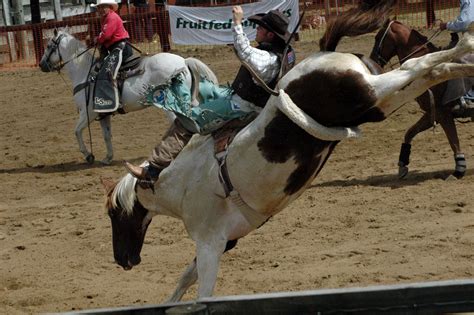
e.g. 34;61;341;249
103;1;474;301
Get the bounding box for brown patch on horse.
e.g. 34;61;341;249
258;68;382;195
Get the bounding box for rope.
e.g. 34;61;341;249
398;29;442;65
84;46;97;160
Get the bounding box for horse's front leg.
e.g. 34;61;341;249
167;258;198;302
99;114;113;165
75;106;98;164
398;112;433;179
196;238;227;299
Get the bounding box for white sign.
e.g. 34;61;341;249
168;0;299;45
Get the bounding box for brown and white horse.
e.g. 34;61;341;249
369;19;472;179
104;2;474;302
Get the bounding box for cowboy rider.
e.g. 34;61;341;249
125;6;295;184
92;0;132;113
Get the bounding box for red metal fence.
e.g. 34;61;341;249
0;0;462;69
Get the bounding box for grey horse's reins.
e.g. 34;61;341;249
46;32;96;160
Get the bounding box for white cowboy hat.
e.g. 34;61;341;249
91;0;119;11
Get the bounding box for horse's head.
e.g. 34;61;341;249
102;177;152;270
371;20;438;67
370;20;398;67
39;28;70;72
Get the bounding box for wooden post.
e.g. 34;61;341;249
324;0;331;19
31;0;43;63
11;0;30;60
426;0;435;28
53;0;63;21
1;0;17;62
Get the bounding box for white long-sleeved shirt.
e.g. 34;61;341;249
232;24;280;84
447;0;474;32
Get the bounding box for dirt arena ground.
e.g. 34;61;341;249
1;32;473;314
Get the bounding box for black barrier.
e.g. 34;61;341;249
59;279;474;315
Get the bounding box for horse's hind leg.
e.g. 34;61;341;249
167;258;198;302
75;107;98;164
99;115;113;165
373;63;474;119
398;112;433;178
400;28;474;74
437;106;465;179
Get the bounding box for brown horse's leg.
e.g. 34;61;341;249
436;104;466;179
398;112;433;178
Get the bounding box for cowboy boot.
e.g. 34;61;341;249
124;161;161;186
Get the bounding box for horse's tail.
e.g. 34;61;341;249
319;0;398;52
185;57;218;85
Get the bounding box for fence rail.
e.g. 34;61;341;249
0;0;462;69
60;279;474;315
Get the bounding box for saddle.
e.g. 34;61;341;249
73;55;145;115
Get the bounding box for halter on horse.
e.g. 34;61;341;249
39;28;217;165
104;2;474;301
370;19;472;179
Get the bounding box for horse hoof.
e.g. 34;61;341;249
398;165;409;179
101;158;113;166
86;154;95;165
452;170;465;179
445;174;459;181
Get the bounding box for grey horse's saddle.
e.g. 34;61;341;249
74;55;145;115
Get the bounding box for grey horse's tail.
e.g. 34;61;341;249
185;57;219;85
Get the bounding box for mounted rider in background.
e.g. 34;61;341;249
125;6;296;185
439;0;474;113
92;0;132;113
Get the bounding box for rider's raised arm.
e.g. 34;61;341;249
233;23;280;83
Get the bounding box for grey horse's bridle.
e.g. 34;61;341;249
43;33;67;72
43;33;93;72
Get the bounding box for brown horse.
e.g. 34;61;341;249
369;19;472;179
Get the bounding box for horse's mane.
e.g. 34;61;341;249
320;0;398;51
56;29;95;66
108;174;138;215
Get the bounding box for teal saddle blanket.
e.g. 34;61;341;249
143;72;254;134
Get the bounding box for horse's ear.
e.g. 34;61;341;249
100;177;116;193
54;28;58;37
64;25;70;34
